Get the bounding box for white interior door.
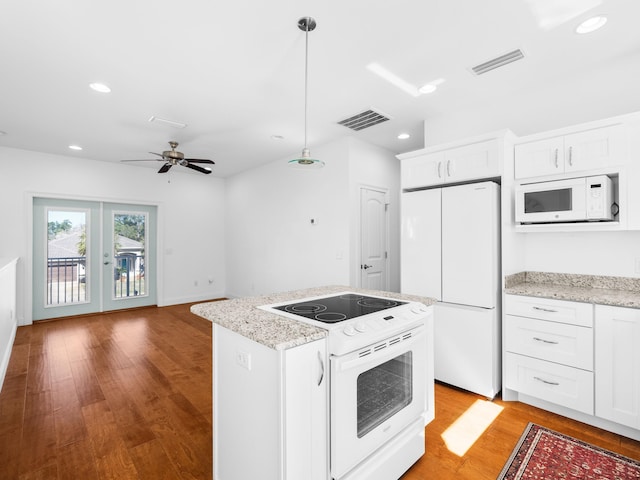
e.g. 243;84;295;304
360;187;389;291
33;198;157;321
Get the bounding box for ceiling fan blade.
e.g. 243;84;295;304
149;152;165;157
158;163;172;173
184;163;212;174
184;158;215;164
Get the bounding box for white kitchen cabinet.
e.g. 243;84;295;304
401;151;445;189
401;139;500;189
515;125;625;179
504;295;594;414
595;305;640;429
214;325;327;480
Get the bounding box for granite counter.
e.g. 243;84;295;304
191;285;436;351
505;271;640;309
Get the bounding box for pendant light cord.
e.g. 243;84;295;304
303;24;309;150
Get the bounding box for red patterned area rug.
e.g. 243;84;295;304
498;423;640;479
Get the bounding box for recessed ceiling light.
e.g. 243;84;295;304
576;15;607;34
397;133;411;140
68;145;83;151
89;82;111;93
418;84;437;94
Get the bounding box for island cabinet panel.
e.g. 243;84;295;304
214;325;328;480
595;305;640;429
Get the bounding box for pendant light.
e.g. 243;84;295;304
288;16;324;169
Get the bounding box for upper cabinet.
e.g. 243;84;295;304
515;125;626;180
400;137;503;190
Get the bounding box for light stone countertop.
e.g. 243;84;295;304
505;272;640;309
191;285;436;351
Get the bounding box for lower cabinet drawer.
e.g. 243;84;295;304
505;315;593;370
505;352;594;415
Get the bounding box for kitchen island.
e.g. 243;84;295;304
192;286;436;480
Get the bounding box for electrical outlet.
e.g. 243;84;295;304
236;350;252;371
194;280;198;287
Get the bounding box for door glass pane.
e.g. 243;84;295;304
113;212;147;299
46;209;88;306
357;352;413;438
524;188;572;213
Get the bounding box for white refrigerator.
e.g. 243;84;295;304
401;181;501;398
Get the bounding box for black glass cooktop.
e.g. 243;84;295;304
272;293;407;324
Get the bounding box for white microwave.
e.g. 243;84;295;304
515;175;615;224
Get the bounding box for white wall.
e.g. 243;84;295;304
225;137;401;298
521;231;640;277
225;139;351;298
0;146;226;324
0;258;17;392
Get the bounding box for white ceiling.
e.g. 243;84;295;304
1;0;639;178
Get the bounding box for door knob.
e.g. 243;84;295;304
104;261;111;265
361;264;373;270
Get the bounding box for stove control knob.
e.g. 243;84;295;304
343;325;357;336
355;321;367;333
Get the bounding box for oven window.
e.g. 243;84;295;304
357;352;413;438
524;188;572;213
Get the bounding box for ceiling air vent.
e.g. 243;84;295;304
471;49;525;75
338;109;390;131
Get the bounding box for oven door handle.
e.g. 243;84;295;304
317;350;325;386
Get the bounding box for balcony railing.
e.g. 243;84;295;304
47;254;145;305
113;253;145;298
47;256;86;305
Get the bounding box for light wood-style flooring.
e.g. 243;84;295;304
1;303;638;479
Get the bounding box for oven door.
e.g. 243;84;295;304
330;323;426;479
515;177;587;223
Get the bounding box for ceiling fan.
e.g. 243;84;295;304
121;141;214;174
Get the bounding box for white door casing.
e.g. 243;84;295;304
32;197;157;320
359;187;389;291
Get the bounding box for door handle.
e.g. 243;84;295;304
103;261;111;265
361;264;373;270
317;351;325;386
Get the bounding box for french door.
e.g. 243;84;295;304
32;198;157;320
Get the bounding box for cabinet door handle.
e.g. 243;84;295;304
532;306;558;313
317;351;325;386
437;161;442;178
533;337;559;345
554;148;559;168
446;160;452;177
534;376;560;386
568;146;573;166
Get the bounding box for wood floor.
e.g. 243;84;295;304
0;304;213;480
1;303;639;479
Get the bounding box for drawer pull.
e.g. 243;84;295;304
533;337;559;345
532;306;558;313
534;376;560;386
